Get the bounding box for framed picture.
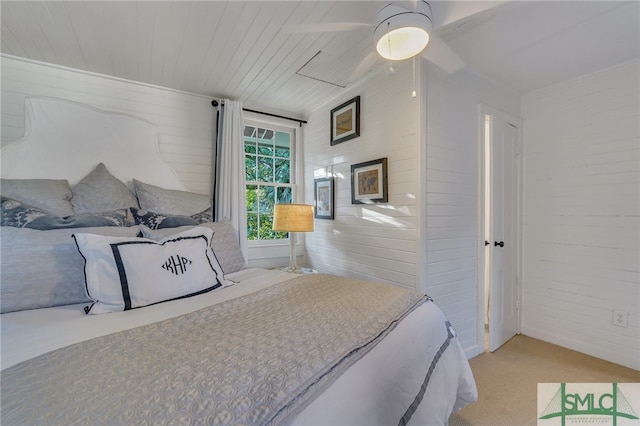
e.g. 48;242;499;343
330;96;360;146
351;158;388;204
314;177;334;219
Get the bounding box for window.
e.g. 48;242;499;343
244;122;294;241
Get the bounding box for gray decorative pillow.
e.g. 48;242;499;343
130;207;213;229
71;163;139;214
0;225;141;313
133;179;211;216
141;220;246;274
1;196;128;230
1;178;75;217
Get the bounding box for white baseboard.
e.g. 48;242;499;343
464;343;484;360
521;325;640;371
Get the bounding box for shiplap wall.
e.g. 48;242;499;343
424;63;521;355
521;60;640;370
303;61;422;290
303;59;521;356
1;55;215;194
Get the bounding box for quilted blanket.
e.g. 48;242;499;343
1;274;427;425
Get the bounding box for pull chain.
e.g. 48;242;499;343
387;22;394;75
412;56;417;98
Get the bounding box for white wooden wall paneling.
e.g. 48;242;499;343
1;56;215;195
424;63;521;356
303;60;421;293
521;60;639;370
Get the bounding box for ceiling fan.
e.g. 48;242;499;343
284;1;466;85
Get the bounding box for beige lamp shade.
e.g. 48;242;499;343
273;204;314;232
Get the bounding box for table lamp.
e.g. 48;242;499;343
272;203;314;273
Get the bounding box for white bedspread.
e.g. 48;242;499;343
1;269;476;425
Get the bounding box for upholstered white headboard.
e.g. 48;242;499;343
0;97;185;190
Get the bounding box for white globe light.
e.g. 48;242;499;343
374;2;433;61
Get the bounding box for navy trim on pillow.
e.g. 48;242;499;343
72;234;93;314
110;244;133;311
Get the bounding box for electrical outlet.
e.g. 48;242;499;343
613;310;628;328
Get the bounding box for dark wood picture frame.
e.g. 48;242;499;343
330;96;360;146
351;157;388;204
314;177;334;219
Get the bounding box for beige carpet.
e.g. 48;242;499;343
448;334;640;426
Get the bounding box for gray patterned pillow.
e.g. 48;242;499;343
71;163;139;214
130;207;213;229
140;221;246;274
1;178;75;217
133;179;211;216
0;225;141;313
1;196;129;230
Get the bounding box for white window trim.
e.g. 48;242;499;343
243;114;304;252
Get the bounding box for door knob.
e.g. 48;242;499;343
494;241;504;247
485;240;490;246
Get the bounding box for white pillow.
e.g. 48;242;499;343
73;227;232;314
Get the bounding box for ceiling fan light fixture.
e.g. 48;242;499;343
374;2;433;61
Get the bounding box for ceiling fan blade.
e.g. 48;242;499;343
346;50;379;85
421;34;466;74
282;22;372;34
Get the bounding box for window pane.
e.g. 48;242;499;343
245;155;256;181
277;187;292;204
274;147;290;158
244;126;257;154
246;185;257;212
245;143;256;154
274;158;290;184
258;156;273;182
259;186;275;213
246;213;258;240
274;131;291;158
258;214;275;240
258;145;273;156
257;128;274;156
259;128;274;140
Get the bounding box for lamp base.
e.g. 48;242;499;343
279;266;318;275
280;231;318;275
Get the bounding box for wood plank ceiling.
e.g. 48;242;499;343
1;1;638;118
1;1;384;118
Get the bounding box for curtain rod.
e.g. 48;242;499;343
211;100;307;126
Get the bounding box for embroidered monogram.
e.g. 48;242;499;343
161;255;193;275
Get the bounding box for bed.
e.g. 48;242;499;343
0;97;476;425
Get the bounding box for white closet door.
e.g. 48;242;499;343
489;115;519;352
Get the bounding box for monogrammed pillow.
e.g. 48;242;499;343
73;227;231;314
140;221;246;274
